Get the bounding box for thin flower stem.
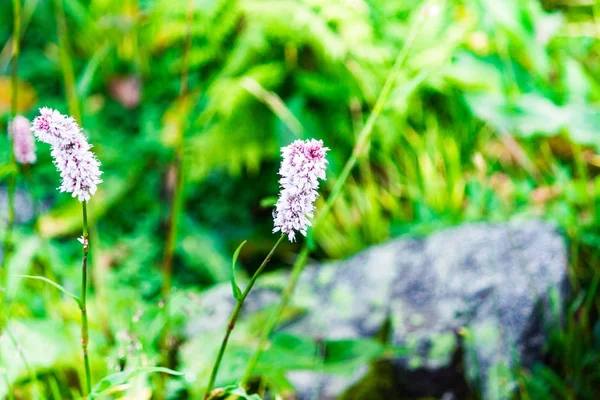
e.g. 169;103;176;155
240;246;309;384
157;4;194;398
80;201;92;395
53;3;94;389
204;234;286;400
7;0;20;227
54;4;95;393
0;11;21;392
157;7;194;398
23;166;39;223
1;0;22;314
161;159;184;304
161;0;193;329
54;0;81;123
242;19;422;384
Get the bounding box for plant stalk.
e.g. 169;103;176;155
241;19;421;384
54;0;81;123
0;4;21;396
1;0;22;311
204;234;286;399
161;0;193;330
157;7;194;399
7;0;20;230
80;201;92;395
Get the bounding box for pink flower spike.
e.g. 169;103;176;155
273;139;329;242
8;116;36;165
32;108;102;202
32;107;81;147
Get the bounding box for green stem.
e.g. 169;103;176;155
53;4;91;391
158;8;194;396
24;166;39;226
0;4;21;392
54;0;81;123
241;19;421;384
80;201;92;395
241;246;308;384
161;157;184;303
1;0;21;313
161;0;193;328
10;0;20;117
7;0;20;231
204;235;286;399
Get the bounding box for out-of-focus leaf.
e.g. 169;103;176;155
161;92;200;148
444;52;503;92
259;196;277;208
90;367;184;397
179;217;232;283
256;334;385;375
6;236;41;299
466;93;600;148
15;275;81;305
77;43;111;97
0;319;77;399
216;384;263;400
0;163;17;182
0;77;37;114
231;240;246;301
37;174;138;238
207;63;287;117
322;338;385;373
241;77;303;137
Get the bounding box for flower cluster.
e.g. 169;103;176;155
8;115;36;165
32;108;102;202
273;139;329;242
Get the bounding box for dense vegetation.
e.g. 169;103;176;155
1;0;600;398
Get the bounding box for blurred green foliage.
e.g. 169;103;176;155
1;0;600;398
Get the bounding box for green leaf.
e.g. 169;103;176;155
90;367;184;397
256;334;385;375
218;384;263;400
77;43;111;97
38;173;141;238
0;319;78;400
179;217;232;283
14;275;81;306
322;338;385;373
259;196;277;208
0;163;17;182
231;240;247;301
465;92;600;148
6;236;42;300
306;230;316;251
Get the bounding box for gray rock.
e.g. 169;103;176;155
184;221;567;399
